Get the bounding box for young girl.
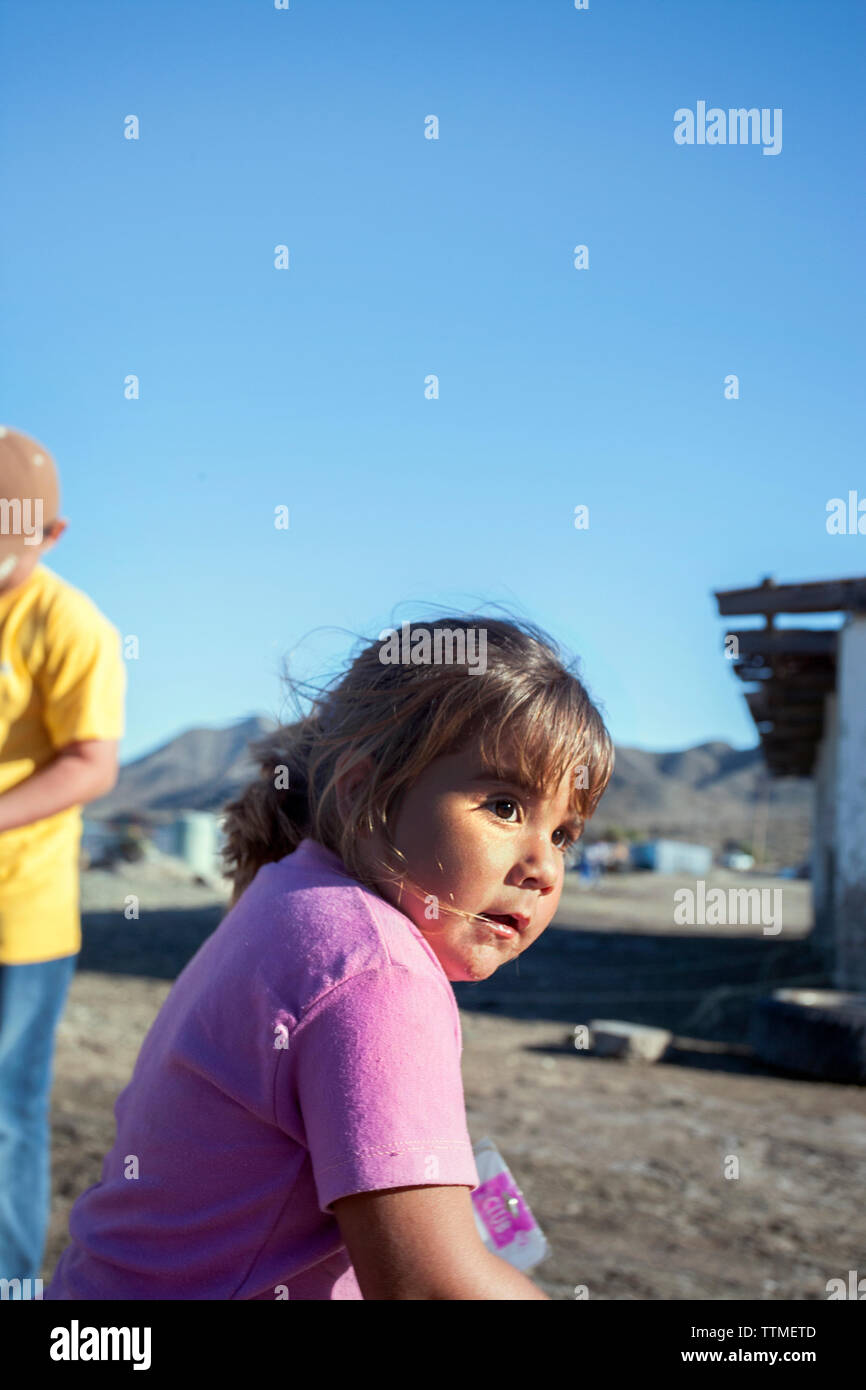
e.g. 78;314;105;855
45;616;613;1300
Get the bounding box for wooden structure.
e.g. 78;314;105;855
715;575;866;777
715;574;866;990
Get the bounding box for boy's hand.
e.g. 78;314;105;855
0;739;119;834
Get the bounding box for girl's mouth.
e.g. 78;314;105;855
477;912;520;939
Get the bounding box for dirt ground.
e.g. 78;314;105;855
42;864;866;1300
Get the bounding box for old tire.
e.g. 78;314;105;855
749;989;866;1084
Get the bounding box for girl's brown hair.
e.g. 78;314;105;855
219;615;614;911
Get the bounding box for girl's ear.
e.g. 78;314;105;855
334;754;374;821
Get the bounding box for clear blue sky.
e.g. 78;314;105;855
1;0;863;763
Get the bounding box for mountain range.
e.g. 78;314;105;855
89;715;813;864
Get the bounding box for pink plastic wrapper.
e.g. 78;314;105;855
470;1137;550;1271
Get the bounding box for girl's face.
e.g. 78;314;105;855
360;739;581;982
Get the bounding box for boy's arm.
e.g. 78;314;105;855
0;738;119;834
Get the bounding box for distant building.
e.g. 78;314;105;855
581;840;631;872
719;851;755;871
715;574;866;988
629;840;713;875
82;809;228;881
152;812;227;879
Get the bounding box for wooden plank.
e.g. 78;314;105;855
759;723;823;740
716;576;866;616
729;629;837;656
731;650;835;669
759;737;819;758
733;667;834;686
767;756;815;771
746;693;825;720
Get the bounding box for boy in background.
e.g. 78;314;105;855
0;426;125;1287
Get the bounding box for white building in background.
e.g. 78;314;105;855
152;812;227;880
720;851;755;871
82;809;229;882
629;840;713;875
715;575;866;990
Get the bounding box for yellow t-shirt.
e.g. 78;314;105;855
0;562;126;964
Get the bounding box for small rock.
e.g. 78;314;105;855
589;1020;673;1063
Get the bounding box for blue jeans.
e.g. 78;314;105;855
0;953;77;1283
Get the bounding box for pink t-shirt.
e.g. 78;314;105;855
45;837;480;1300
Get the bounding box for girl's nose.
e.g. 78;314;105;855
513;836;559;893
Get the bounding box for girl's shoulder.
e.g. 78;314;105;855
238;836;448;1000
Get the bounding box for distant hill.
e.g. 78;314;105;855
89;717;813;866
596;741;811;864
91;715;280;821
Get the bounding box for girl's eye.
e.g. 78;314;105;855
488;800;577;855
